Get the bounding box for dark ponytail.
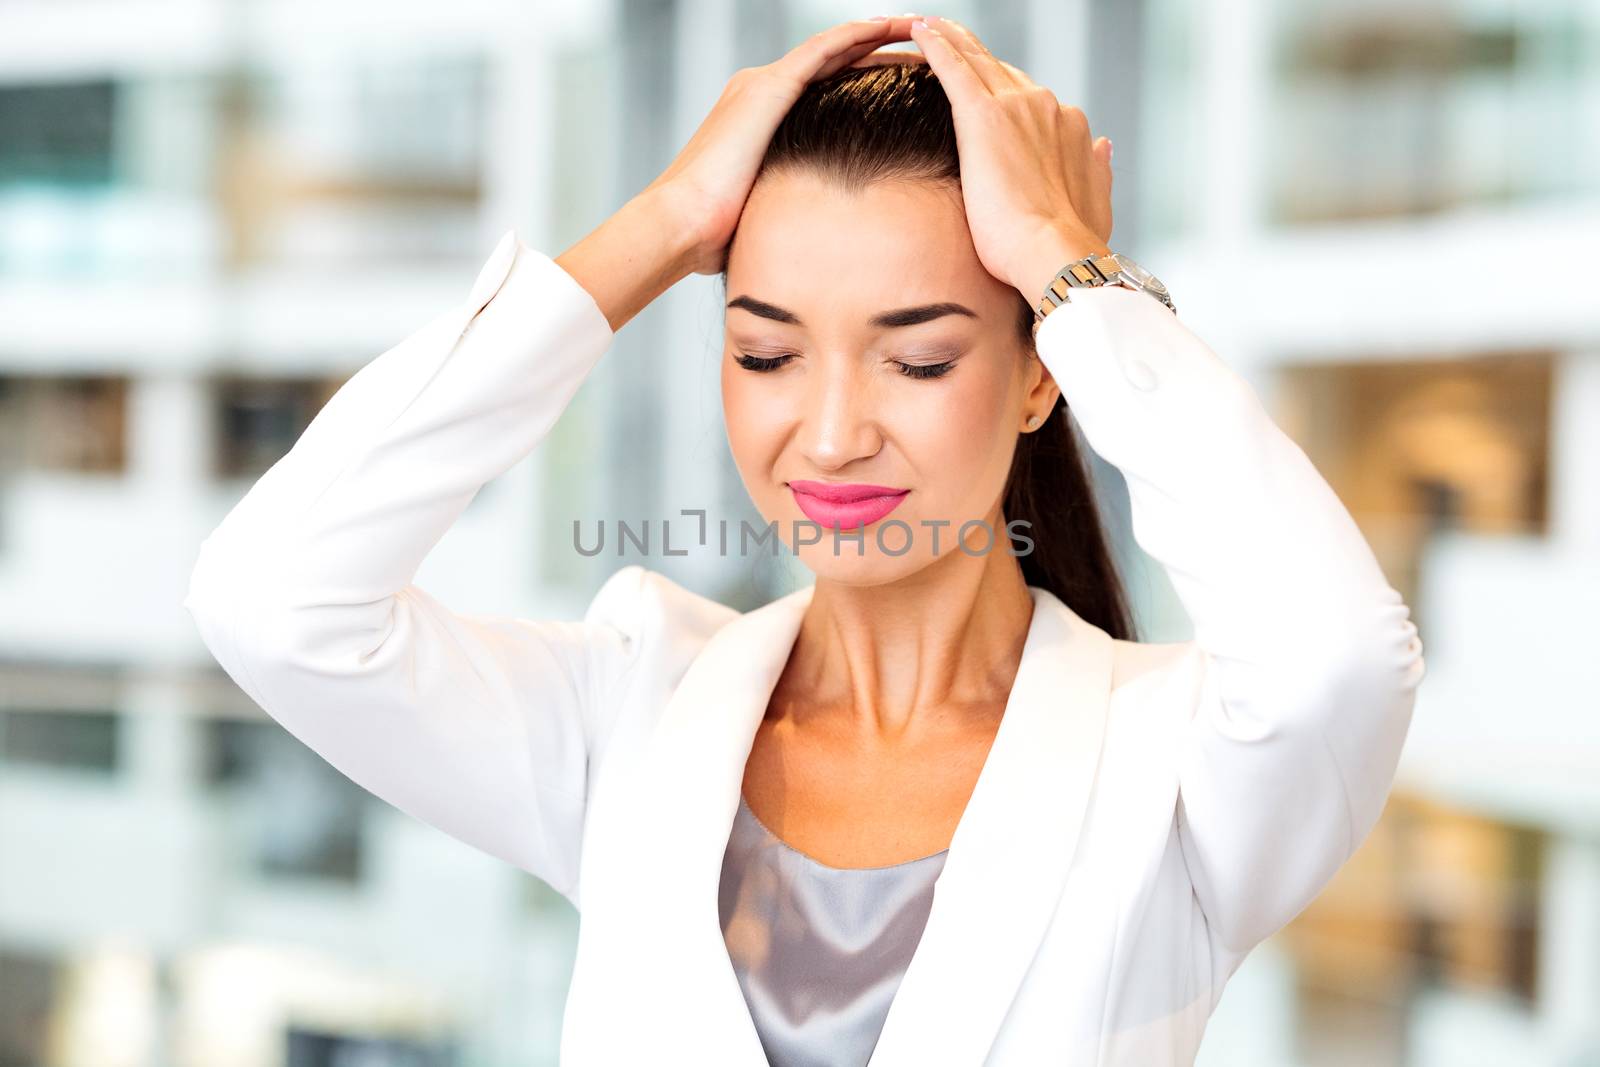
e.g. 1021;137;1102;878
736;62;1138;642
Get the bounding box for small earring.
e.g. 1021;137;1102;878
1026;414;1042;429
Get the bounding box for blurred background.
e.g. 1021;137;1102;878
0;0;1595;1064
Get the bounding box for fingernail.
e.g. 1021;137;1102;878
867;14;890;20
1107;138;1114;160
912;18;929;30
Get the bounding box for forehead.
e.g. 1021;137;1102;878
725;170;1010;323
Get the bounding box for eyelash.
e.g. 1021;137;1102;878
733;353;956;380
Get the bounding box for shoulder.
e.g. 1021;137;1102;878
1107;636;1210;729
577;565;744;764
583;563;742;676
1110;637;1197;688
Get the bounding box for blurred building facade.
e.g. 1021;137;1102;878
0;0;1594;1065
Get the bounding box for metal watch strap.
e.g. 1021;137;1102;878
1032;252;1176;336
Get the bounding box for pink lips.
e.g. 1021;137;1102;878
787;479;910;530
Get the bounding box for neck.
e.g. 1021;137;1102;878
773;512;1036;743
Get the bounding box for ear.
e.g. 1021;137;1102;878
1022;349;1062;420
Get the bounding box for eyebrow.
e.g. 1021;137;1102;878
726;295;979;329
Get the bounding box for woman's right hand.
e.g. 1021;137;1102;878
644;16;921;276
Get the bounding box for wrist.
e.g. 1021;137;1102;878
1012;222;1112;309
624;185;707;280
555;190;700;333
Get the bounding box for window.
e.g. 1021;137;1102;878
0;949;59;1067
224;55;487;267
0;375;127;475
1268;5;1597;221
286;1026;459;1067
1282;794;1545;1065
0;708;119;774
0;82;116;187
212;376;342;480
1277;352;1553;640
200;715;368;883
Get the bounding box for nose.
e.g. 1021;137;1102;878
796;354;883;472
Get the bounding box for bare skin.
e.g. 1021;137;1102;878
557;15;1116;868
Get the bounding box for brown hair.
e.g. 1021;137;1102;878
729;61;1138;642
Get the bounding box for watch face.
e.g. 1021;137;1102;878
1110;253;1168;296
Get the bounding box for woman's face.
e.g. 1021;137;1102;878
722;168;1059;585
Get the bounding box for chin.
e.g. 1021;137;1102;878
788;536;933;586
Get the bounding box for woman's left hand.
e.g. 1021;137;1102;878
908;16;1115;307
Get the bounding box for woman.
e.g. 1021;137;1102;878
183;15;1426;1067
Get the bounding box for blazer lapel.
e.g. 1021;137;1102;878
616;582;1114;1066
868;587;1115;1066
620;580;817;1063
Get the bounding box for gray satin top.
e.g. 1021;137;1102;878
718;793;949;1067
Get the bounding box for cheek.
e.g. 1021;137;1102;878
896;365;1017;503
721;366;786;483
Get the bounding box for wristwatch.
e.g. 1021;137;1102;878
1032;251;1176;336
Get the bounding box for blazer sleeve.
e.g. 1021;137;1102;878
181;229;642;906
1032;286;1426;982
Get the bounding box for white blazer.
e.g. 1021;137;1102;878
183;230;1427;1066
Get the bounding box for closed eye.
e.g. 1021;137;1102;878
733;352;957;380
733;352;794;372
896;359;955;380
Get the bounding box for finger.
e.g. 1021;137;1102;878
821;37;912;79
821;31;926;79
996;58;1038;92
924;15;1014;92
1060;101;1095;155
908;18;993;103
775;17;916;86
1088;136;1115;242
1057;103;1100;224
849;49;929;68
816;28;922;81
